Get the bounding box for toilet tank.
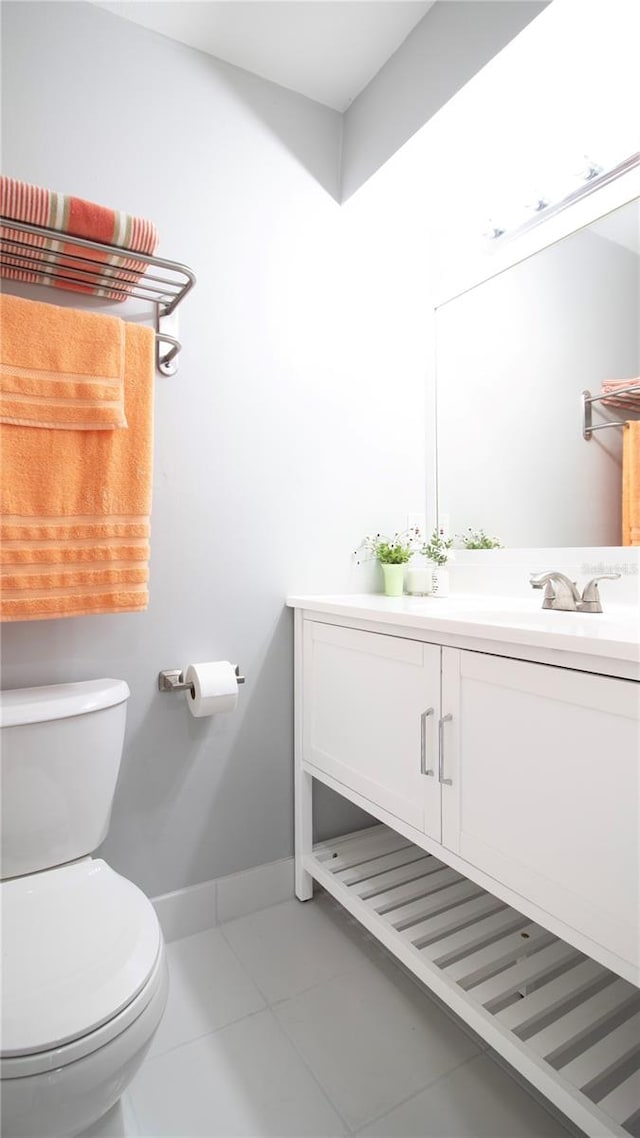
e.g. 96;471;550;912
0;679;130;880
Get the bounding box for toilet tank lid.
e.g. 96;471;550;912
0;678;130;728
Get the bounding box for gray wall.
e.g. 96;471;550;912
1;2;429;897
341;0;547;201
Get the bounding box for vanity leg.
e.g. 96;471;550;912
295;766;314;900
294;608;313;900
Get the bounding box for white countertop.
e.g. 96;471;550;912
287;593;640;679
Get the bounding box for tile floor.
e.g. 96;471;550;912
83;891;580;1138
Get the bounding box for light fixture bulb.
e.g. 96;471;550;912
579;156;604;181
483;220;506;240
526;195;550;213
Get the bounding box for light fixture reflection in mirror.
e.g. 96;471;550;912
434;197;640;549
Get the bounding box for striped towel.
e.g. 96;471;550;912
0;175;159;300
600;378;640;413
1;322;155;621
0;294;127;430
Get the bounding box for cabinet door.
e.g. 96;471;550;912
303;622;441;836
441;648;639;971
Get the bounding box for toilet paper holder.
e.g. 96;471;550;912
158;665;245;695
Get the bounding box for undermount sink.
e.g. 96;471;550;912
408;594;542;614
462;606;630;632
406;594;638;639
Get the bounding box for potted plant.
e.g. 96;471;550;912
421;529;453;596
459;528;503;550
354;528;421;596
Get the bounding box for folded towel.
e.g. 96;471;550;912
0;322;154;621
0;176;158;300
622;421;640;547
600;378;640;414
0;294;127;429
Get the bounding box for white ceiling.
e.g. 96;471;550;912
92;1;434;112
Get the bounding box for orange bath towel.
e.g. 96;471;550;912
0;322;154;621
0;294;127;429
622;422;640;546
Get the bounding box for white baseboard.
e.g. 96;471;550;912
152;856;294;942
152;878;217;943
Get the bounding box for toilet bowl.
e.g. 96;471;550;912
0;680;169;1138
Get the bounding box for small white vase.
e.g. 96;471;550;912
430;567;449;597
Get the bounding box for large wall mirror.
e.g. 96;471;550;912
433;192;640;548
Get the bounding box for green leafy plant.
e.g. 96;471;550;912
459;528;503;550
355;527;422;565
421;529;454;567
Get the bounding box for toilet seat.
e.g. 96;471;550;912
0;947;166;1079
1;858;162;1068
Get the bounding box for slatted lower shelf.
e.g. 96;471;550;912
306;825;640;1138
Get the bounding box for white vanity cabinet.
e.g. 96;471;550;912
291;596;640;1138
301;621;638;975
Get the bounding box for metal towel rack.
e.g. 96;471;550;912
582;383;640;440
0;216;196;375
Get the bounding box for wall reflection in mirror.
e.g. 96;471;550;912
435;198;640;548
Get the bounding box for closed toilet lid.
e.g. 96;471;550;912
2;858;161;1056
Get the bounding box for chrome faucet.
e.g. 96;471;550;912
529;571;621;613
530;572;581;611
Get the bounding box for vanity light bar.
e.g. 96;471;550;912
486;151;640;245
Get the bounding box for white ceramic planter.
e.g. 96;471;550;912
380;563;405;597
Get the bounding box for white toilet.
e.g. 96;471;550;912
0;679;169;1138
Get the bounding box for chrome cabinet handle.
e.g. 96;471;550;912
420;708;435;775
438;713;453;785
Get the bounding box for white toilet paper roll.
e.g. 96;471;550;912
184;661;238;718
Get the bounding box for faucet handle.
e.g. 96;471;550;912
580;573;621;605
